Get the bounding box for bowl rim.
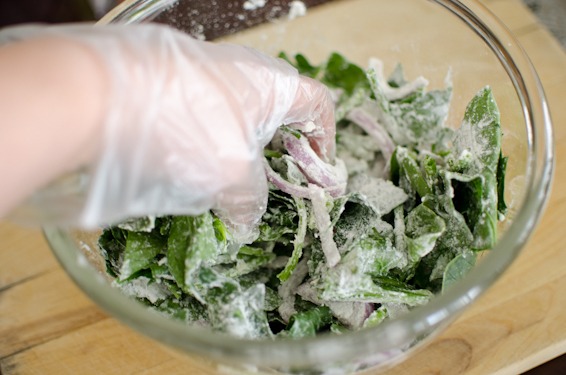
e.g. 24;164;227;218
45;0;555;369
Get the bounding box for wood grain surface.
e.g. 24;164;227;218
1;0;565;374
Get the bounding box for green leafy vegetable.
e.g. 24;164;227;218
442;251;477;292
98;52;508;340
321;53;370;95
98;227;127;278
277;196;308;282
119;231;165;281
405;204;446;269
497;152;509;217
451;87;502;249
287;305;333;338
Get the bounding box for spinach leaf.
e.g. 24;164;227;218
195;267;272;339
222;246;276;279
405;204;446;268
450;87;502;249
442;251;477;292
278;52;321;78
166;213;222;296
321;53;370;95
363;305;388;328
278;196;308;282
389;88;452;147
497;152;509;217
154;297;207;324
333;198;382;252
350;228;405;276
394;147;432;199
98;227;127;278
258;190;298;244
119;231;165;281
287;305;333;338
454;87;501;173
320;271;433;306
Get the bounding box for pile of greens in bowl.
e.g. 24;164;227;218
98;52;507;339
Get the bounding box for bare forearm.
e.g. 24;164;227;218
0;37;106;216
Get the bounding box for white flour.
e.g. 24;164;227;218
243;0;267;11
288;1;307;20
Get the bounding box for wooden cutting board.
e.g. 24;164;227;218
1;0;565;374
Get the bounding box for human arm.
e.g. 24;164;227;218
0;24;335;238
0;36;105;217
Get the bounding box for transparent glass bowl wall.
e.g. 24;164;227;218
44;0;554;373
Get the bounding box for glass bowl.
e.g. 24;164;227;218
44;0;554;373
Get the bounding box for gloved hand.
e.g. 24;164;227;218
2;24;335;240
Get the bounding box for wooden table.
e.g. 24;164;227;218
1;0;565;373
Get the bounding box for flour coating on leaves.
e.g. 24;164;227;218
98;53;507;339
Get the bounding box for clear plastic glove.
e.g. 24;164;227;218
2;24;335;240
